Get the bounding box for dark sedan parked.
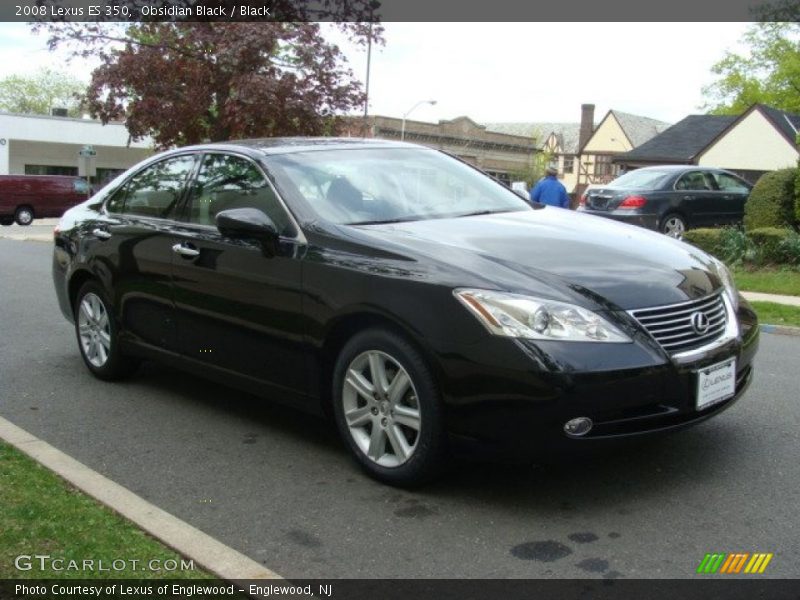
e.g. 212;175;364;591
53;139;758;485
578;165;752;238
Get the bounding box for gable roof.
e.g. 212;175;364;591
756;104;800;146
617;114;738;163
611;110;672;148
484;122;583;153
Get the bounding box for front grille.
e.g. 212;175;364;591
630;293;727;355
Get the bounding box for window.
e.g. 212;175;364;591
72;179;90;194
186;153;292;235
106;155;196;217
714;172;750;193
676;171;716;191
593;155;613;177
25;165;78;176
563;156;575;174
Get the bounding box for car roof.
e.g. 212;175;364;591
196;137;417;156
632;165;726;173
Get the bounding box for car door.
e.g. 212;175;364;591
170;151;309;402
674;170;719;227
95;153;199;351
711;171;751;225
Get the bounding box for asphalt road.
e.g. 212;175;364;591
1;238;799;579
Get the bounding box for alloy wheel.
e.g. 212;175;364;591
77;292;112;368
663;216;685;239
341;350;421;468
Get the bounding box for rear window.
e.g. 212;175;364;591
608;169;673;190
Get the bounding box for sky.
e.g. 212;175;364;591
0;22;752;127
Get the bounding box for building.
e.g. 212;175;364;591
341;115;538;184
0;112;153;185
616;104;800;183
487;104;670;198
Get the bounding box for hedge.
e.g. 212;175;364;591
748;227;798;265
683;228;723;257
744;168;798;232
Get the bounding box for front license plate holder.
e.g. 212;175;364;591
696;357;737;411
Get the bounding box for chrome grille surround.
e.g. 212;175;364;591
629;292;734;357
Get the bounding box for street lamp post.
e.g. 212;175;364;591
400;99;437;141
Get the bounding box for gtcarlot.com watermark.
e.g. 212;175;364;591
15;554;195;573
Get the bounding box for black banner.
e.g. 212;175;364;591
2;579;800;600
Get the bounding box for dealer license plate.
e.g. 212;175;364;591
696;357;737;411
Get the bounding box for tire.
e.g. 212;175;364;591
74;281;139;381
332;328;447;486
14;206;34;226
0;216;13;226
660;213;686;239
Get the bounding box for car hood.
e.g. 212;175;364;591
346;208;723;311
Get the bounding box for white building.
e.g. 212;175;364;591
0;112;153;184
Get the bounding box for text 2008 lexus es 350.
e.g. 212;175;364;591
53;139;759;485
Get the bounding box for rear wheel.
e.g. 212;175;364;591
14;206;34;226
74;281;138;380
660;213;686;239
0;216;13;226
332;329;447;486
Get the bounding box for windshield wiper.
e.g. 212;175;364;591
454;209;507;218
347;217;418;226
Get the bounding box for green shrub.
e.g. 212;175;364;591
775;232;800;266
717;226;755;265
744;168;798;232
683;228;723;256
796;166;800;225
749;227;794;264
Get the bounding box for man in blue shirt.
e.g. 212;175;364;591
530;166;571;208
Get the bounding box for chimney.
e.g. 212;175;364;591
578;103;595;152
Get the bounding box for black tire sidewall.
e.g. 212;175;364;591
332;328;446;486
74;281;133;380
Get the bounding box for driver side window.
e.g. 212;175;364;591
186;153;292;236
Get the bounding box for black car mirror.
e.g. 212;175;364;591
215;208;279;255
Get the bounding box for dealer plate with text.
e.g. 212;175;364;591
696;357;737;411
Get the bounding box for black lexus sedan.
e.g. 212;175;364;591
53;139;758;485
578;165;752;238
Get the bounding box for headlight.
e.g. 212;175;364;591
454;289;631;343
713;260;739;311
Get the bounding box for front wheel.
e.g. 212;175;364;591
660;213;686;239
14;206;34;226
74;281;138;380
332;329;447;486
0;216;13;226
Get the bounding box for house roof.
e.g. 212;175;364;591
757;104;800;146
487;110;669;154
484;122;583;153
617;114;738;163
610;110;672;148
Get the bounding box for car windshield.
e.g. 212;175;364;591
609;169;673;190
267;147;530;225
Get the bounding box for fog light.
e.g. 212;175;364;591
564;417;593;437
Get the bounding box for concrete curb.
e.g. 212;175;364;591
760;323;800;337
0;235;52;242
0;416;282;582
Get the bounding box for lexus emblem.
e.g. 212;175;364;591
691;311;710;335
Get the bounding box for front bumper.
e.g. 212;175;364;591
438;300;759;456
577;208;659;231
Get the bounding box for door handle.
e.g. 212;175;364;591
683;195;694;201
172;243;200;258
92;228;112;240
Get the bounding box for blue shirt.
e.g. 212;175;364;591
530;175;570;208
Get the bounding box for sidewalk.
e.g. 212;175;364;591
741;291;800;307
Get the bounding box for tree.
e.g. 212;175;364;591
36;20;383;148
0;68;86;116
702;22;800;114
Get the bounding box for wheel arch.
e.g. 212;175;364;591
318;310;443;418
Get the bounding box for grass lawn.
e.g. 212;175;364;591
0;441;209;579
750;301;800;328
733;268;800;296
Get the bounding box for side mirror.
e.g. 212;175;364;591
215;208;279;255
